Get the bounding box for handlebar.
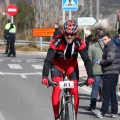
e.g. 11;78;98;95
48;79;88;87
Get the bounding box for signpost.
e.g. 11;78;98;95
6;4;18;23
77;17;98;41
62;0;78;23
62;0;78;11
77;17;98;26
32;28;55;37
6;4;18;16
32;28;55;51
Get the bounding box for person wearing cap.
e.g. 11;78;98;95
4;19;11;54
7;22;16;57
85;30;93;50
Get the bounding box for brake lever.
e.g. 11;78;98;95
78;80;88;87
48;79;58;87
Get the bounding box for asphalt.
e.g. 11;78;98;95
0;49;120;102
17;50;120;102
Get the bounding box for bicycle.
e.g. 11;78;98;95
49;75;87;120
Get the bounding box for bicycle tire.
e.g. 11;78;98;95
65;102;75;120
60;96;65;120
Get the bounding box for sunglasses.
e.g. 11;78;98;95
118;36;120;37
65;33;76;36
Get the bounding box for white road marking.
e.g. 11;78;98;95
11;60;21;62
26;60;36;62
0;59;3;61
21;74;28;78
0;71;42;78
31;65;43;69
78;60;84;66
81;86;91;93
0;111;6;120
8;64;23;69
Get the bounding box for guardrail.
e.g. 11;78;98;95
0;39;50;51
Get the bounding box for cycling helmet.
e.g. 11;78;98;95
62;20;79;34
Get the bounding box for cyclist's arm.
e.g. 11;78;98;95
79;48;93;78
42;48;56;78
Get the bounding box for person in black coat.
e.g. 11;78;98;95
52;23;62;38
93;33;120;118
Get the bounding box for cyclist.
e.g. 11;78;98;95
41;20;94;120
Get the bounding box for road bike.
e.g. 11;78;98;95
49;75;87;120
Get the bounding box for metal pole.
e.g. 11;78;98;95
39;37;42;51
90;0;93;16
63;10;65;24
83;26;87;42
69;11;72;20
96;0;99;20
11;16;13;24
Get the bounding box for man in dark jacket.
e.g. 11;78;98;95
52;23;62;38
93;33;120;118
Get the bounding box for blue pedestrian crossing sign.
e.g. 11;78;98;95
62;0;78;11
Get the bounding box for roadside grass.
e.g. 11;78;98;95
0;44;49;52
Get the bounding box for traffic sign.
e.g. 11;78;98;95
6;4;18;16
32;28;55;37
62;0;78;11
77;17;98;26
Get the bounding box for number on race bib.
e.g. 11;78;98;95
59;81;74;89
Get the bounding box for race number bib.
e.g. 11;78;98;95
59;81;74;89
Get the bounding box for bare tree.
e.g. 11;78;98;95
4;0;10;19
31;0;103;28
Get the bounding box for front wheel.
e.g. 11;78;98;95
65;102;75;120
60;96;65;120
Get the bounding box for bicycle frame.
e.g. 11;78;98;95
58;77;76;120
49;75;87;120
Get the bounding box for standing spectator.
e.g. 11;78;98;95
93;33;120;118
87;30;104;111
52;23;62;38
113;30;120;52
95;27;103;102
112;28;120;109
4;19;11;54
7;23;16;57
85;30;93;50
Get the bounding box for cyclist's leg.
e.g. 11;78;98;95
70;81;79;116
51;64;63;118
66;62;79;117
